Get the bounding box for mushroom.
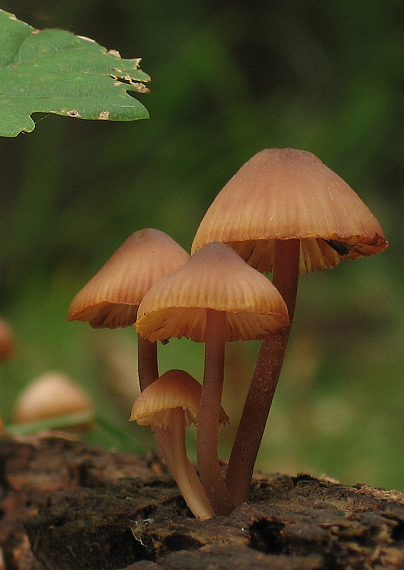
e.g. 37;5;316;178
130;369;228;520
192;149;387;273
136;241;289;514
67;228;190;391
191;148;388;506
13;371;94;428
67;229;190;475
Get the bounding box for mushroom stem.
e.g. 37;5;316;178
170;407;215;520
226;238;300;507
197;308;234;515
137;333;159;391
137;332;177;475
272;238;300;322
151;423;177;476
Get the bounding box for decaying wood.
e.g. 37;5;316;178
1;433;404;569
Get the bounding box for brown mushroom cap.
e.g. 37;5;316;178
136;242;289;343
191;148;388;273
130;369;229;428
67;228;190;328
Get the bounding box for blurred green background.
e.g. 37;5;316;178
0;0;402;491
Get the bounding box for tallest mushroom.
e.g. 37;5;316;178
191;148;388;506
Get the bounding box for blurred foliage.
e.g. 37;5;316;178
0;0;403;490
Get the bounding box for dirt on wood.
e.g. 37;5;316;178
1;432;404;569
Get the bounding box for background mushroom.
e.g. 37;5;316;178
13;371;95;429
136;241;289;514
191;148;388;506
130;369;228;520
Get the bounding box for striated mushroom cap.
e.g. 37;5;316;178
192;148;388;273
136;242;289;343
67;228;190;328
130;369;229;428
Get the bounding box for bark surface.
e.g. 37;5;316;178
1;433;404;570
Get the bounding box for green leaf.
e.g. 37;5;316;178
0;9;150;136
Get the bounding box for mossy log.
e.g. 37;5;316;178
1;433;404;569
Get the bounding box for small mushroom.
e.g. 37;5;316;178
191;148;388;506
136;242;289;514
130;369;228;520
13;371;94;428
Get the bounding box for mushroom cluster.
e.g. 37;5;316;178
68;148;388;519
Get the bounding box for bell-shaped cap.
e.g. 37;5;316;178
136;242;289;343
67;229;190;328
192;148;387;273
130;369;229;428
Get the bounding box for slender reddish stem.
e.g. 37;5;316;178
170;408;215;520
137;333;159;391
197;308;234;515
226;239;300;507
272;239;300;323
136;331;178;475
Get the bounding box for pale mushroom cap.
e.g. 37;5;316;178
130;369;229;428
136;242;289;343
13;372;94;424
192;148;388;273
67;228;190;328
